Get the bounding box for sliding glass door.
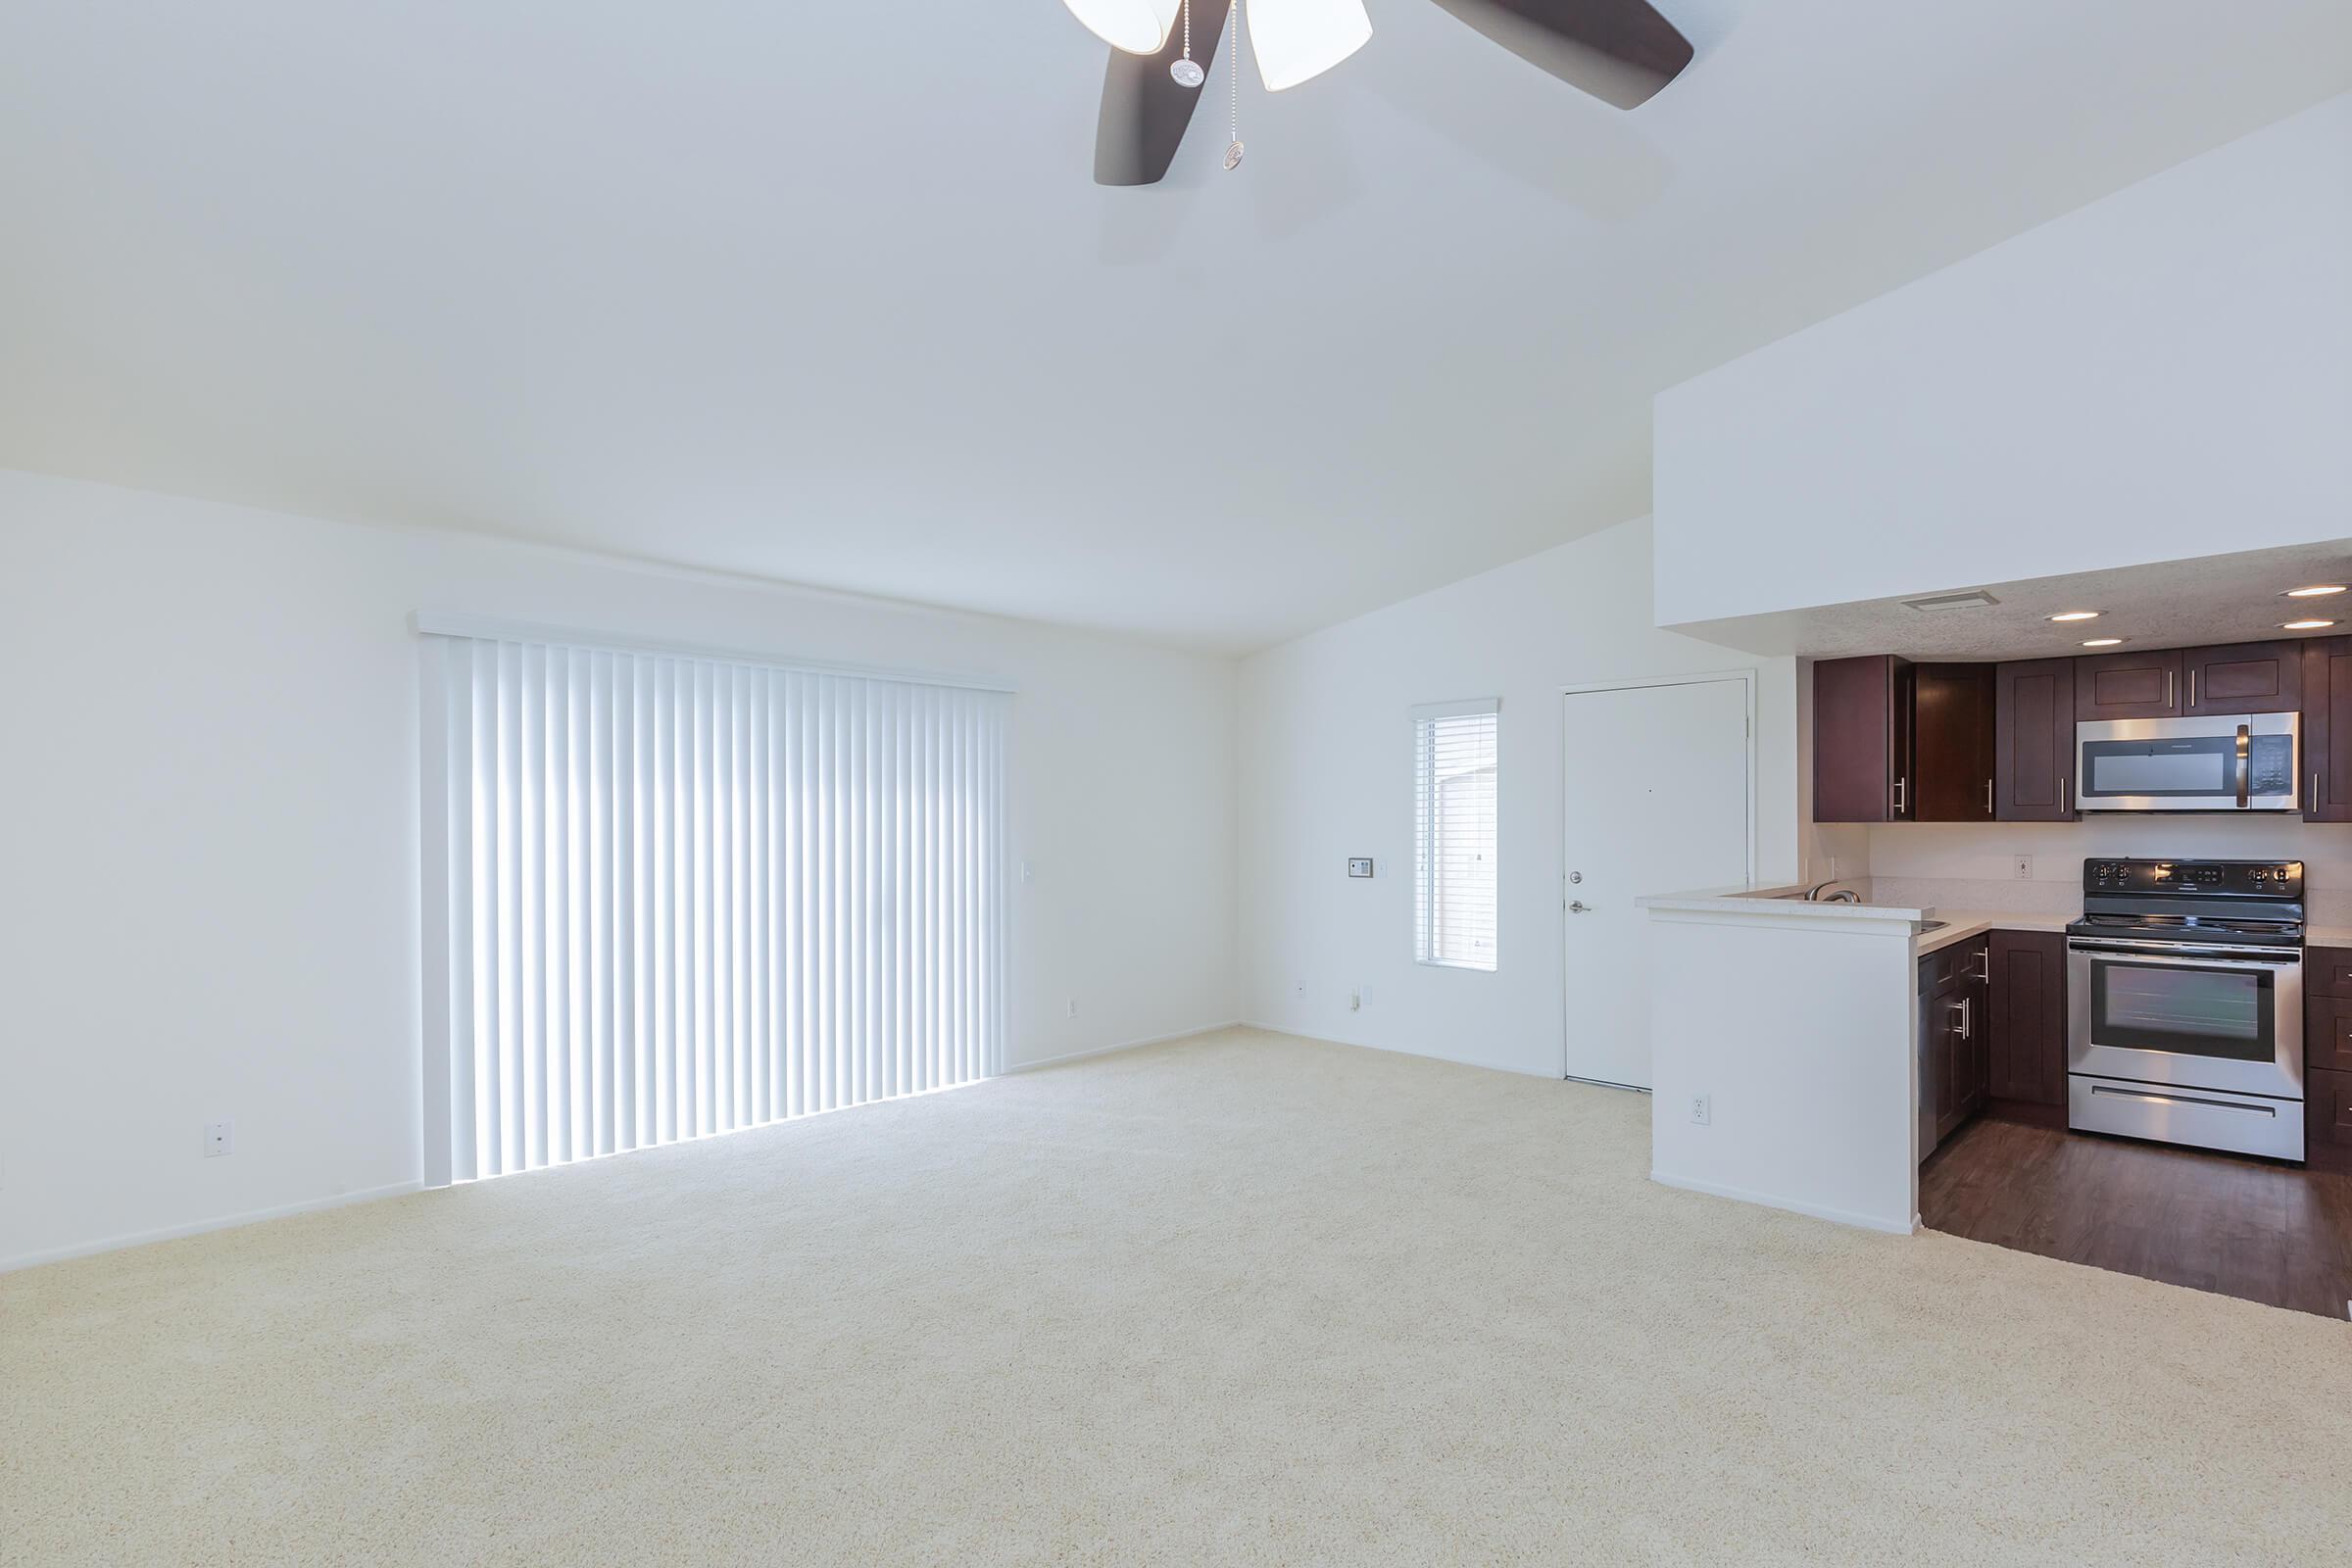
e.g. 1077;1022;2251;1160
419;631;1006;1184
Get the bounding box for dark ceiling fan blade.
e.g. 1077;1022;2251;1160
1094;0;1232;186
1426;0;1694;109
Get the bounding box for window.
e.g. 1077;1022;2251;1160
1413;699;1498;970
418;627;1007;1184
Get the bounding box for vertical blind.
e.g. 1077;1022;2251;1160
418;628;1008;1185
1412;700;1498;970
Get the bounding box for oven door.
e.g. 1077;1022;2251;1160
2067;939;2304;1101
2075;712;2298;811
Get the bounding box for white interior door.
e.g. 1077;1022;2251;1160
1562;677;1751;1089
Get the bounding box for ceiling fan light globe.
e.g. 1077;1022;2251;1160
1249;0;1373;90
1061;0;1182;55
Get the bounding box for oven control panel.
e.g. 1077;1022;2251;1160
2082;858;2303;896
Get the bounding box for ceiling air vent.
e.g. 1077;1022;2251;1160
1901;590;2000;612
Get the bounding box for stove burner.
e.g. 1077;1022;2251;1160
2070;857;2306;949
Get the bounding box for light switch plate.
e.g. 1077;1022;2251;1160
1348;858;1374;878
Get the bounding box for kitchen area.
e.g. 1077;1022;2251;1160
1644;606;2352;1320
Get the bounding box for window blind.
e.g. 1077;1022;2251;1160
418;632;1007;1185
1412;700;1498;970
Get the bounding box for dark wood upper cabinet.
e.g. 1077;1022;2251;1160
1813;655;1915;822
2301;636;2352;822
2075;647;2183;720
1993;659;2076;821
1823;638;2318;824
1913;664;1995;820
2182;640;2301;715
1986;930;2066;1106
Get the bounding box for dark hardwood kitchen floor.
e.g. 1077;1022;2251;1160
1920;1115;2352;1319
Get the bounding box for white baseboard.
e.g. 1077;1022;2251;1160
1239;1020;1558;1080
1;1180;427;1274
1649;1170;1917;1236
1009;1020;1242;1073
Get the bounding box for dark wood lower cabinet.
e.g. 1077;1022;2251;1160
2309;1069;2352;1173
1921;937;1991;1148
1922;928;2065;1160
2307;996;2352;1076
1986;930;2068;1105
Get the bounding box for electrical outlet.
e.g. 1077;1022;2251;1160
1358;983;1372;1007
1690;1095;1711;1126
204;1119;233;1157
2013;855;2033;881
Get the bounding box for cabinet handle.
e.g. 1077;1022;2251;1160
1893;776;1906;815
2189;669;2196;709
2314;770;2322;811
1949;997;1972;1040
1984;778;1993;815
2167;670;2175;707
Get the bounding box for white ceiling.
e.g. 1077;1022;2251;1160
3;3;2348;653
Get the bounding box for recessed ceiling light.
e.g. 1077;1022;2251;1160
2282;619;2338;631
2048;611;2101;622
2284;585;2347;598
2082;637;2124;647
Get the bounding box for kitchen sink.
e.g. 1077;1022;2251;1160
1915;919;1949;933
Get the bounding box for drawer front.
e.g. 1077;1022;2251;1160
2308;1067;2352;1172
2310;996;2352;1073
2305;946;2352;999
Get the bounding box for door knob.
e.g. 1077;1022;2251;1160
1569;901;1592;914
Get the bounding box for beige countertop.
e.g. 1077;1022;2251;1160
1912;909;2074;956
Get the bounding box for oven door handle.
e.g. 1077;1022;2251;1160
2068;938;2300;965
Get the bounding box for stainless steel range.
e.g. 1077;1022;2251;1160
2066;858;2306;1160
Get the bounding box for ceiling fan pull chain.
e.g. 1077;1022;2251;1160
1224;0;1245;169
1171;0;1205;88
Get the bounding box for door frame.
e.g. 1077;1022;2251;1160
1558;669;1759;1083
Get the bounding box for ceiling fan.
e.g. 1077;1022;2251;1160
1066;0;1694;185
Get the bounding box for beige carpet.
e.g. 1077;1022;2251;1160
5;1029;2349;1565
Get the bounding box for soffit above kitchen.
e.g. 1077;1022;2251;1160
1677;539;2352;662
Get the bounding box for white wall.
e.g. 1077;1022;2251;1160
1237;516;1838;1077
1653;91;2352;628
1646;908;1917;1234
0;468;1238;1268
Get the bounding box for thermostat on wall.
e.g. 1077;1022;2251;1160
1348;858;1374;878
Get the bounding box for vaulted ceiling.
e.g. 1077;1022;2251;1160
3;2;2347;650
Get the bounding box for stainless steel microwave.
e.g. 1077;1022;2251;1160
2074;712;2299;812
